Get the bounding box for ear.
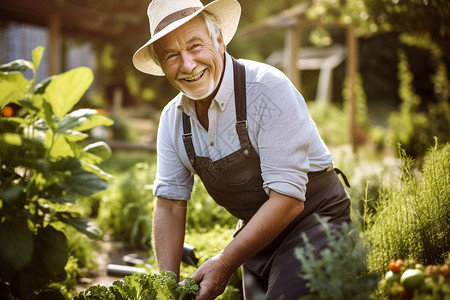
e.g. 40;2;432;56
217;32;225;55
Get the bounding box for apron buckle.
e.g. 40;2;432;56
236;120;247;129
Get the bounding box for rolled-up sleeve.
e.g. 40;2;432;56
254;78;313;201
153;103;194;201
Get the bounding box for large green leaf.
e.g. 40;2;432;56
0;133;22;146
35;226;68;277
67;169;108;195
0;59;34;73
57;108;113;133
81;162;114;180
0;220;34;274
51;157;81;171
0;73;30;107
66;217;102;239
34;76;55;95
83;141;112;163
32;46;44;71
45;67;94;120
49;135;75;159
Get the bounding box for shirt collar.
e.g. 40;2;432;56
177;52;235;115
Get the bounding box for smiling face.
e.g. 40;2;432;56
154;16;225;101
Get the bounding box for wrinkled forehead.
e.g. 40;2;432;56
153;15;210;51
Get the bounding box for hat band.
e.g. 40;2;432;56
154;7;202;35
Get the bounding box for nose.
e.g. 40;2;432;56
180;51;196;73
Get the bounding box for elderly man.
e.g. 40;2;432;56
133;0;351;299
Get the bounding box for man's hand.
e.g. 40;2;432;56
189;190;304;299
190;253;234;300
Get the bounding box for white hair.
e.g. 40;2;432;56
149;11;223;67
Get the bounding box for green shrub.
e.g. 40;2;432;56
295;217;380;300
388;44;450;160
184;227;242;300
307;101;349;147
97;162;155;249
187;176;238;231
367;142;450;274
0;47;113;298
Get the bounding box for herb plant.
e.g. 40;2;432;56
367;142;450;273
295;217;380;300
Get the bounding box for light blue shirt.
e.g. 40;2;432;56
153;52;332;202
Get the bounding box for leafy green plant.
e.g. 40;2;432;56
307;101;349;147
75;271;199;300
0;47;113;298
295;217;380;300
367;142;450;274
388;48;430;159
97;162;155;249
184;227;242;300
187;176;238;232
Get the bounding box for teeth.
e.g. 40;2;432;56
184;70;204;81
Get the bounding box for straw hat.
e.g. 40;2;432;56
132;0;241;76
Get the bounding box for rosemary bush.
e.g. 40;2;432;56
367;142;450;274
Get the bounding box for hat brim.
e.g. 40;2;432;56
132;0;241;76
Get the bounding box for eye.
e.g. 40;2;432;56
165;53;178;62
190;44;202;51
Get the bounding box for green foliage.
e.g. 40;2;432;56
307;0;449;51
388;48;430;158
187;176;238;231
97;162;155;249
184;228;242;300
0;47;113;298
307;101;349;147
343;73;371;146
367;142;450;274
295;217;380;300
75;271;199;300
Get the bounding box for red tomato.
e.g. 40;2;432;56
2;106;14;117
389;259;403;273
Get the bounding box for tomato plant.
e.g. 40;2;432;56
380;257;450;299
0;47;113;298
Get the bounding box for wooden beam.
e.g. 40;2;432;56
346;26;358;152
239;3;308;38
239;3;342;39
0;0;105;37
284;23;301;90
48;13;61;75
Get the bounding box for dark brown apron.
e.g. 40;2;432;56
182;57;351;299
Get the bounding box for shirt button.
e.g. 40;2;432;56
210;142;214;146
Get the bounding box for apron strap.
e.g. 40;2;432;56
334;168;351;188
231;57;251;151
182;112;196;165
232;57;246;123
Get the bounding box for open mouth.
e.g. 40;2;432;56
182;69;205;82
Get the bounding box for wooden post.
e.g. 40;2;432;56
48;13;61;75
284;22;300;90
346;26;358;153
